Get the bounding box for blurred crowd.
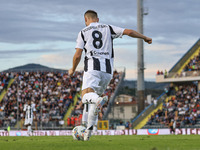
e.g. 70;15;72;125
0;72;11;95
0;70;122;128
0;71;82;128
147;84;200;128
174;50;200;78
156;51;200;78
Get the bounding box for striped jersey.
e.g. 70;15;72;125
75;22;124;74
23;104;36;119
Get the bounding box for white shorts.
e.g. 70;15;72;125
24;118;33;125
82;71;112;95
82;104;98;125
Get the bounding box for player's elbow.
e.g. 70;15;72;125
123;29;134;36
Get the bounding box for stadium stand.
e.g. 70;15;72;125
156;38;200;82
0;69;123;129
0;71;82;128
142;84;200;129
132;39;200;130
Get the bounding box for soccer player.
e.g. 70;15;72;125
23;99;36;136
165;100;177;125
69;10;152;141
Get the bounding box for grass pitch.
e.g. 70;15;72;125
0;135;200;150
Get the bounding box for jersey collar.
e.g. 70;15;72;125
89;22;98;26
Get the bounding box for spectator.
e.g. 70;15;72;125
71;115;75;127
164;70;168;78
125;121;130;129
67;117;71;126
147;117;152;125
153;99;157;108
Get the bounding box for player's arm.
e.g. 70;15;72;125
175;110;178;117
123;29;152;44
69;48;83;76
23;105;26;119
23;111;26;119
165;110;167;118
76;101;83;110
33;111;37;121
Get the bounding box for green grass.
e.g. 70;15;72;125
0;135;200;150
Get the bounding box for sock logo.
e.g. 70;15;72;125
86;99;92;104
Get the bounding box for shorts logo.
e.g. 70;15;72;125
147;129;159;135
86;99;92;104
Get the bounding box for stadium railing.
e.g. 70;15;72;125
131;92;166;129
102;68;126;120
168;71;200;78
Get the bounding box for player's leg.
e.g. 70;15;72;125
81;71;101;105
82;104;89;128
82;90;109;118
28;125;31;136
24;118;30;136
27;117;33;136
93;72;112;116
81;71;100;141
82;71;111;141
93;117;98;135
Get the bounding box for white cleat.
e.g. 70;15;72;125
82;130;92;141
93;96;108;116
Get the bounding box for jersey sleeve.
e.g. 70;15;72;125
75;31;85;49
109;25;125;39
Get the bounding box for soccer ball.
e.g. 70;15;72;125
72;125;86;141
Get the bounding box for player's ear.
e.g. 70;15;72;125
97;18;99;22
84;17;87;23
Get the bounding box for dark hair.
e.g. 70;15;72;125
84;10;98;18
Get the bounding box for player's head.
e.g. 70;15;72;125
84;10;99;26
27;99;31;105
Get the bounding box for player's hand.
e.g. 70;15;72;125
76;105;81;110
68;68;75;76
144;37;152;44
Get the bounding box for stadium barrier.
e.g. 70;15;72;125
1;128;200;136
102;68;126;120
0;78;15;102
132;92;166;129
97;120;109;130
